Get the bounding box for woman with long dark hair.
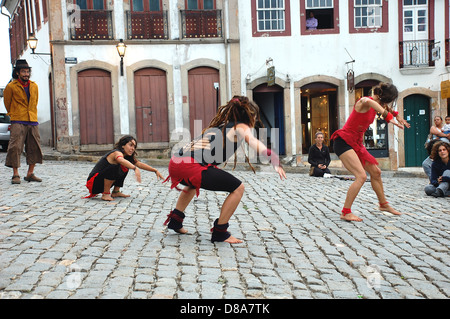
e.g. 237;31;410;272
424;141;450;197
330;83;410;222
164;96;286;244
85;135;164;200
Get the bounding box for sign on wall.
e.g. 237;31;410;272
441;80;450;99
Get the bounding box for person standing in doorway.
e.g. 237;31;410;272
330;82;410;222
3;60;43;184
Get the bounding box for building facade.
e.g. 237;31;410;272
2;0;450;169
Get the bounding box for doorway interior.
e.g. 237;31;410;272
301;82;338;154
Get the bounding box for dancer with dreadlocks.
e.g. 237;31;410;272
330;82;410;222
164;96;286;244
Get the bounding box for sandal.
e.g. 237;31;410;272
11;175;21;184
24;174;42;182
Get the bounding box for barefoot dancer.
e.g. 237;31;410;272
164;96;286;244
85;135;164;200
330;83;410;222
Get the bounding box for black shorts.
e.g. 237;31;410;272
333;137;353;157
180;165;242;193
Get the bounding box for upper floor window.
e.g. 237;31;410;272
127;0;167;39
76;0;106;10
132;0;161;12
70;0;113;40
252;0;291;37
355;0;382;28
181;0;222;38
300;0;339;35
349;0;388;33
187;0;215;9
257;0;285;32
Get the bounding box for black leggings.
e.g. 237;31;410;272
180;166;242;193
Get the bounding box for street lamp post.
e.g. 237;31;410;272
116;39;127;76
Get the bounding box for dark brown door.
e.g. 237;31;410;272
134;68;169;143
188;67;219;137
78;68;114;145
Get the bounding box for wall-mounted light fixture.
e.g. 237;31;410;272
116;39;127;76
27;34;51;56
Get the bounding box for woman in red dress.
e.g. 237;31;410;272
330;83;410;222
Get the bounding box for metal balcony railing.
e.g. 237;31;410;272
181;10;222;39
126;10;169;40
399;39;435;68
69;10;113;40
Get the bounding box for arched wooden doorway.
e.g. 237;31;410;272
188;66;220;138
134;68;169;143
78;68;114;145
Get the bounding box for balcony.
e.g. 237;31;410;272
399;40;435;69
181;10;222;39
126;10;169;40
69;10;113;40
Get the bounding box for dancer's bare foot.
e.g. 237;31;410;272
224;235;243;244
173;227;188;234
340;212;363;222
379;203;402;215
111;191;130;198
101;193;114;201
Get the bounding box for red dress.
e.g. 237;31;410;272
330;98;378;166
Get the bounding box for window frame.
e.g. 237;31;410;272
251;0;291;37
131;0;163;12
74;0;107;10
349;0;389;33
185;0;216;10
300;0;339;35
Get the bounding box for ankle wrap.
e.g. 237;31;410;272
164;209;185;230
210;219;231;243
342;208;352;216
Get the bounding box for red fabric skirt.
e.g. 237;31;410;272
331;130;378;166
164;156;215;197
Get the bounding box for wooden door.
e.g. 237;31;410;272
78;68;114;145
188;67;219;137
134;68;169;143
404;94;430;167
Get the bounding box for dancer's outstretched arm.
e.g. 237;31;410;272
234;123;287;180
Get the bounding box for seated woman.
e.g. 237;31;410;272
424;141;450;197
85;135;164;201
308;131;331;177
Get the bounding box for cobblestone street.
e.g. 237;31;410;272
0;152;449;300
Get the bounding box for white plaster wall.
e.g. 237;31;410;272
238;1;446;95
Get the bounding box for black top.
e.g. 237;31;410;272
308;144;331;167
177;122;244;166
430;158;450;187
88;149;136;180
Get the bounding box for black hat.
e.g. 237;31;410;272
12;59;31;79
14;59;31;70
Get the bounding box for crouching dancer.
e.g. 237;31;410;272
85;135;164;200
164;96;286;244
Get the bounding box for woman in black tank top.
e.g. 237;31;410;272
85;135;164;200
164;96;286;244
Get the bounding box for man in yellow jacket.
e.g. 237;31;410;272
4;59;43;184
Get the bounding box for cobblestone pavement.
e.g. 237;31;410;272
0;154;449;299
